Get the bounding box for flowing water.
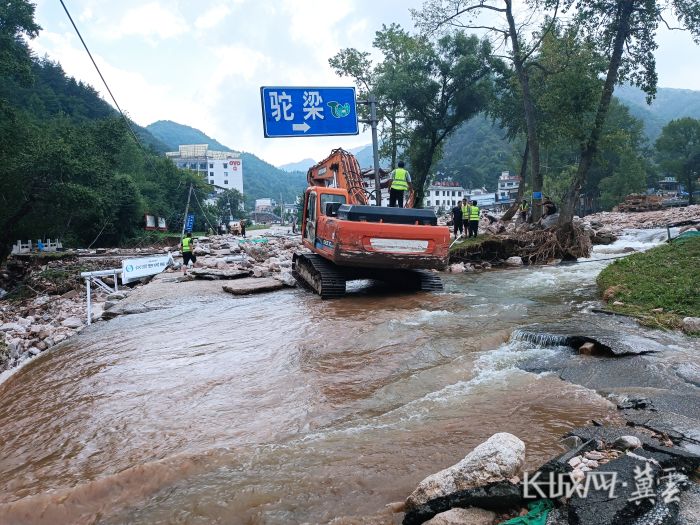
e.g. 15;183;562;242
0;229;692;524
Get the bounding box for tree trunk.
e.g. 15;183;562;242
505;0;542;221
559;0;635;226
686;169;695;205
0;199;34;265
502;141;529;221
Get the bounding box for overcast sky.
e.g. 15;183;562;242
30;0;700;166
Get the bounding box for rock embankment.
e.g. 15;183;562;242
582;204;700;235
0;233;306;374
0;290;91;373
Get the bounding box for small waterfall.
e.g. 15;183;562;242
510;328;573;348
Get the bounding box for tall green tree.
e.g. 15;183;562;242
413;0;565;220
331;27;493;205
553;0;700;224
0;0;40;87
215;189;245;222
656;118;700;204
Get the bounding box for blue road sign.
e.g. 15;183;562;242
185;213;195;232
260;86;359;138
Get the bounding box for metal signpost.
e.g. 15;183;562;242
260;86;359;137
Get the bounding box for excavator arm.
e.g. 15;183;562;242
306;148;415;207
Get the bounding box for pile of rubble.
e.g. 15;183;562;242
172;233;307;288
582;204;700;235
614;193;664;212
0;289;92;373
395;427;700;525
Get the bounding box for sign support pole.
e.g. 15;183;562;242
369;94;382;206
359;94;382;206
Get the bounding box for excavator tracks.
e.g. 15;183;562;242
413;270;444;292
292;253;347;299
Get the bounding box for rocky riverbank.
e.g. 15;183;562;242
582;204;700;235
0;232;307;375
393;322;700;525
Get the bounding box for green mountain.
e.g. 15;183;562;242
614;85;700;142
279;158;316;172
0;57;169;153
146;120;307;206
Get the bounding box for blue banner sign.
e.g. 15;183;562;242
185;213;195;232
532;192;543;200
260;86;359;138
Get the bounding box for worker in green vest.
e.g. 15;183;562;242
468;200;480;238
180;232;197;275
389;160;412;208
518;199;529;222
460;198;471;235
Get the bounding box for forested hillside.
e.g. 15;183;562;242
146;120;307;206
278;158;316;172
0;4;209;261
345;86;700;193
615;85;700;141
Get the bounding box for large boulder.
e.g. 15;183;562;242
61;316;83;329
592;229;617;245
406;433;525;511
540;213;559;229
424;507;496;525
682;317;700;334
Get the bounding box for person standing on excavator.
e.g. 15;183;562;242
389;160;412;208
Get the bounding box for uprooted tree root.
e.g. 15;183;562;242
517;222;592;264
449;222;593;266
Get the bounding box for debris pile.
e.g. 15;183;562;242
397;427;700;525
614;193;663;212
582;204;700;234
172;233;307;285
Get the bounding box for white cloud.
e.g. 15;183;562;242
105;3;187;41
27;0;700;167
78;7;93;22
194;3;233;30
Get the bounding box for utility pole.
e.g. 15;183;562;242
180;183;193;241
359;93;382;206
280;193;284;226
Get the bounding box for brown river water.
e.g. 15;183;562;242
0;230;689;524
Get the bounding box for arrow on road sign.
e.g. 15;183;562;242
292;122;310;132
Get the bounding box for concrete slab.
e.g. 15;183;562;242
222;278;286;295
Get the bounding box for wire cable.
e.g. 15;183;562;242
192;188;219;234
59;0;194;247
59;1;147;149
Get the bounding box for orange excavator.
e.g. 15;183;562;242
292;148;450;298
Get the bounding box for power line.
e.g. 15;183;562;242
59;1;145;149
59;0;196;247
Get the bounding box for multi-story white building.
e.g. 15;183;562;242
424;181;496;210
255;198;275;213
166;144;244;195
424;181;467;209
497;171;520;203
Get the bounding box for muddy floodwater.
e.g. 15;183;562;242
0;230;693;524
